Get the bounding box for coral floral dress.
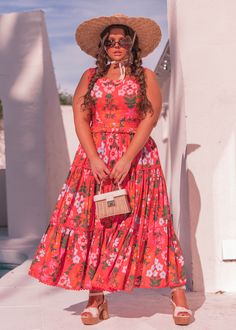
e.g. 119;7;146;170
28;67;187;292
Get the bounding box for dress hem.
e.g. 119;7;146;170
28;271;187;294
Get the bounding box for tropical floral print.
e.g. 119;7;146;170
28;67;187;292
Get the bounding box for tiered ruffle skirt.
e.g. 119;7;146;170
28;130;187;292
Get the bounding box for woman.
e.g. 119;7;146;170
28;14;192;326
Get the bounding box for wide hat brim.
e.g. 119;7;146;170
75;14;162;58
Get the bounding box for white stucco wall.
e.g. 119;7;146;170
168;0;236;292
0;10;70;238
0;119;7;227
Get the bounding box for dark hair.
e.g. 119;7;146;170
82;24;153;119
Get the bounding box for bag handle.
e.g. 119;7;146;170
98;179;122;195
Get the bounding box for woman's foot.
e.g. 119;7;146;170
80;291;109;325
86;290;104;308
170;285;192;325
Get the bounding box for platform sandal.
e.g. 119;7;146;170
170;285;192;325
80;292;109;325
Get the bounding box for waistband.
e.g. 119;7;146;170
90;125;138;134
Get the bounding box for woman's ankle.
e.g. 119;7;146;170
171;289;188;308
171;285;186;293
87;290;104;306
89;290;104;295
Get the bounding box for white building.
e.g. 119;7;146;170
1;4;236;292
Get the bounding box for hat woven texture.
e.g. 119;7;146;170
75;14;162;58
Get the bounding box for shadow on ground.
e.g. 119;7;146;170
64;288;204;319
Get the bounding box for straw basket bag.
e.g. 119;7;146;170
93;180;131;219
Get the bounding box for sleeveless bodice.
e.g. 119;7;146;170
89;69;142;134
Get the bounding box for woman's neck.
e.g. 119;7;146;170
110;57;129;68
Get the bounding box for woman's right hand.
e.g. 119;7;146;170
89;155;110;184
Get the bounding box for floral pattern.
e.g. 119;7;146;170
28;67;187;292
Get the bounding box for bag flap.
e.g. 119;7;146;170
93;189;128;202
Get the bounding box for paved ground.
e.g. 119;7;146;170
0;260;236;330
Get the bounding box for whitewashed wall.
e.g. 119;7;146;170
168;0;236;292
0;119;7;227
0;11;70;238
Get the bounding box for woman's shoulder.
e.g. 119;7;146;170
142;67;156;78
87;67;97;75
73;67;96;95
142;67;160;86
82;67;96;80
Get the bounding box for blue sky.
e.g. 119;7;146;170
0;0;168;94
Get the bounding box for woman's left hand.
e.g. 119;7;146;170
110;156;132;184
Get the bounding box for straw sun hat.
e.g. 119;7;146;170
75;13;162;58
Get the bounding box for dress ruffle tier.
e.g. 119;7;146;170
28;131;186;292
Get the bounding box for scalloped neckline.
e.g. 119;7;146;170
101;76;127;82
100;75;135;85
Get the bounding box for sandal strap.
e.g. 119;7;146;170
174;306;192;317
171;299;192;317
81;306;99;318
89;292;104;296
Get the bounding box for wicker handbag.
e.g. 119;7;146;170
93;180;131;219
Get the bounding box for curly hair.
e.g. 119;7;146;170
82;24;153;119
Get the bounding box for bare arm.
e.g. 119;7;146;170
72;70;110;183
72;70;98;160
110;68;162;183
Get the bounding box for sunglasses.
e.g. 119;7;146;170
104;37;132;49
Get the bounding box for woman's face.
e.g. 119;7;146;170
105;27;130;62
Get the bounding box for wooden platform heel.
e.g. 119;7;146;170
80;292;109;325
170;285;193;325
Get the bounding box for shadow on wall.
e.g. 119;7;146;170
180;146;205;307
186;144;205;293
178;153;192;289
0;113;7;227
0;169;7;227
